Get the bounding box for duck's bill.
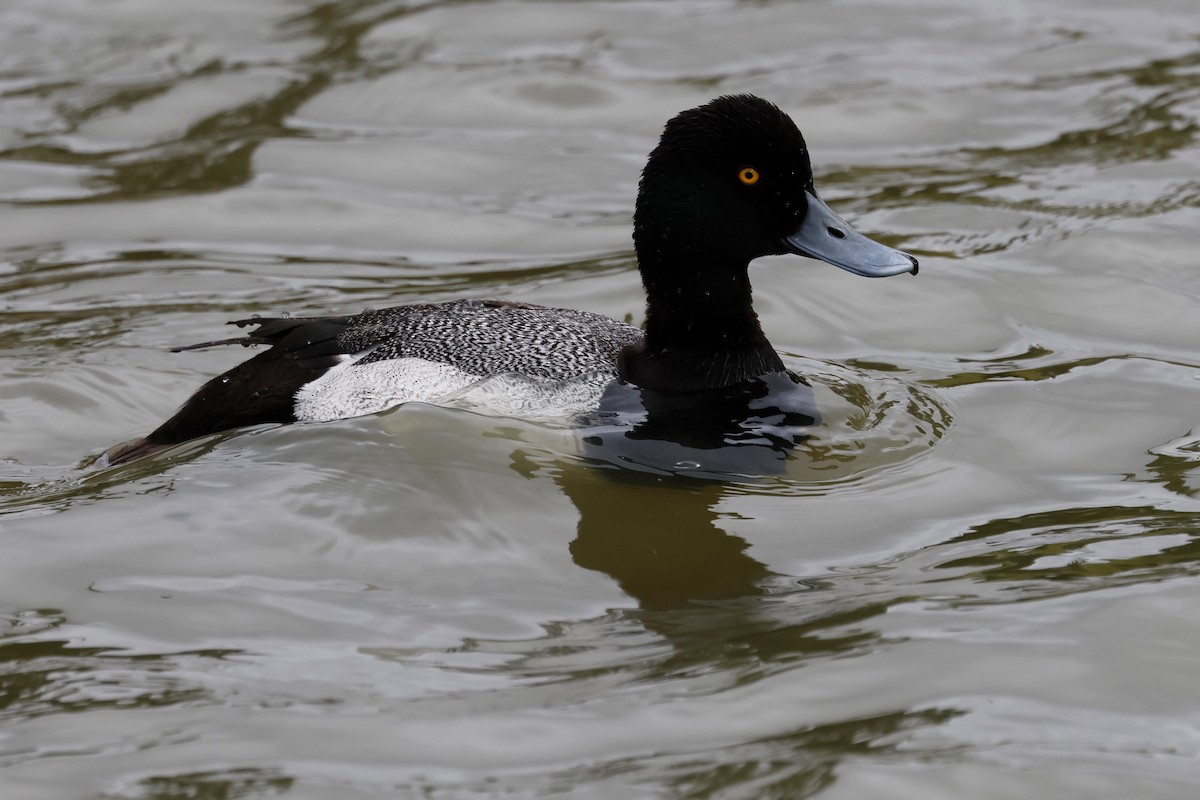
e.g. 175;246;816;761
785;190;918;277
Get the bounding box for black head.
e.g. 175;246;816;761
621;95;916;393
634;95;811;269
633;94;917;284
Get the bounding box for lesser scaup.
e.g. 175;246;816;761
105;94;916;465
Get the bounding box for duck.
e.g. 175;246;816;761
104;94;917;466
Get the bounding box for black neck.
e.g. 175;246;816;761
621;256;784;392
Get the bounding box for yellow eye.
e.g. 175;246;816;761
738;167;760;185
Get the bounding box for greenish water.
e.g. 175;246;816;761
3;1;1200;797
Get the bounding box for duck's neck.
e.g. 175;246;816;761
621;256;785;392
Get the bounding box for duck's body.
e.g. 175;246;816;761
292;300;642;421
105;95;917;466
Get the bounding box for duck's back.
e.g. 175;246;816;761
346;299;642;379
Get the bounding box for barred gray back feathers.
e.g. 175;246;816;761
345;300;644;379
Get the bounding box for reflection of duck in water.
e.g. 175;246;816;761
106;94;916;465
549;455;897;669
555;461;774;611
579;372;822;478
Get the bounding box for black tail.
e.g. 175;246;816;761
107;315;356;465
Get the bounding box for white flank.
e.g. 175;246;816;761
294;357;614;423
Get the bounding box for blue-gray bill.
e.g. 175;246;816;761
785;190;918;277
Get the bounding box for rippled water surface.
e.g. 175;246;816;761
3;1;1200;797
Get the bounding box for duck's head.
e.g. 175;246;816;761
633;94;917;282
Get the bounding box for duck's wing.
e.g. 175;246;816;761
170;314;367;370
170;300;555;369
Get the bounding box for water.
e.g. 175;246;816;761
3;0;1200;797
